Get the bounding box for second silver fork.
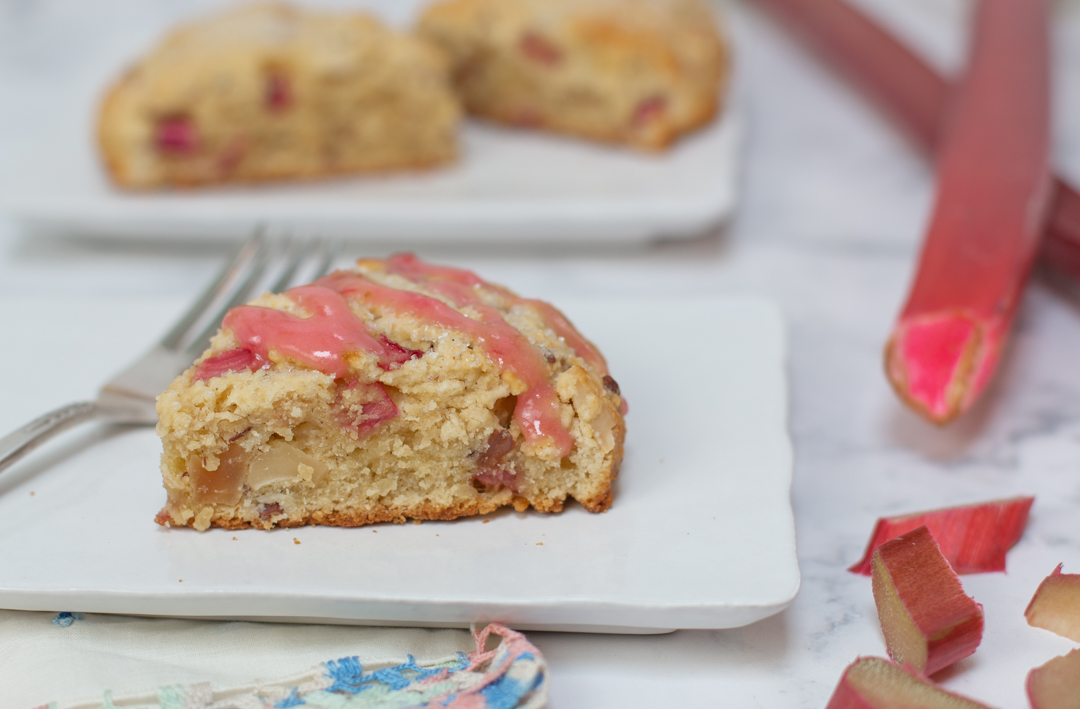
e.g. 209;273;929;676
0;234;337;476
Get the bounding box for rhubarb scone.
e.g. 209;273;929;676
155;255;626;530
416;0;728;150
98;3;460;188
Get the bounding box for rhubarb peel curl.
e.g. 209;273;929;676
825;657;994;709
849;496;1034;576
1025;564;1080;643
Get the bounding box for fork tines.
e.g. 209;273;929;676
162;229;340;359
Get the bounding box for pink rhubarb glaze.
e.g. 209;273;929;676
383;253;626;415
200;255;620;456
384;254;610;375
317;265;574;457
219;286;418;378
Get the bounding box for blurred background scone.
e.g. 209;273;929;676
98;3;461;188
418;0;729;150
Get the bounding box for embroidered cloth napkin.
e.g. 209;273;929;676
0;611;547;709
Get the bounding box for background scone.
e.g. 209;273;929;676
99;3;460;188
418;0;729;150
156;254;626;531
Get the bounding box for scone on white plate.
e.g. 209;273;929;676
155;254;626;530
99;3;461;188
417;0;729;150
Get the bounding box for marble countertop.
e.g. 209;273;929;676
3;0;1080;706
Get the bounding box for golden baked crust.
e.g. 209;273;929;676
98;3;461;188
156;256;626;530
417;0;729;149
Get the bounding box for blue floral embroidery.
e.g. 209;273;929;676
51;612;83;627
274;687;306;708
325;656;370;694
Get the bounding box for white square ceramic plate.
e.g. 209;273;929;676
0;294;797;634
0;0;740;243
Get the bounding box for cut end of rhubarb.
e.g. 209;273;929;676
1027;648;1080;709
1025;564;1080;642
825;657;993;709
885;312;991;424
871;526;984;676
849;496;1034;575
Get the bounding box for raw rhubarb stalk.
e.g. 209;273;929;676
748;0;1080;285
825;657;993;709
881;0;1052;423
1025;564;1080;642
871;526;984;676
1027;648;1080;709
849;496;1034;576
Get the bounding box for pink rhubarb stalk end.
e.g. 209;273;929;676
885;311;1002;424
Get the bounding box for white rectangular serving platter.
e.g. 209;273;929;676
0;294;797;634
0;0;740;243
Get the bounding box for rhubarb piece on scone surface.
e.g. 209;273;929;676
155;254;625;531
98;3;460;188
871;526;984;676
1025;564;1080;642
825;657;993;709
417;0;729;150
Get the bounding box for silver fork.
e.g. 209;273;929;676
0;232;338;476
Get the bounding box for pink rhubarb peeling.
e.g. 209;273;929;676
1025;564;1080;642
825;657;993;709
849;496;1034;576
1027;648;1080;709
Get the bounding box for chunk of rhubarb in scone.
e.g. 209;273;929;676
1027;648;1080;709
825;657;994;709
849;496;1034;575
1025;564;1080;642
871;526;984;676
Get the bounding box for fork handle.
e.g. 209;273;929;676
0;401;103;476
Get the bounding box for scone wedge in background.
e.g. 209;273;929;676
98;3;460;188
418;0;729;150
155;255;626;531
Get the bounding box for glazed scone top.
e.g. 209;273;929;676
185;254;623;461
111;3;450;120
420;0;726;88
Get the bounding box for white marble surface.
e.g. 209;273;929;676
3;0;1080;706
